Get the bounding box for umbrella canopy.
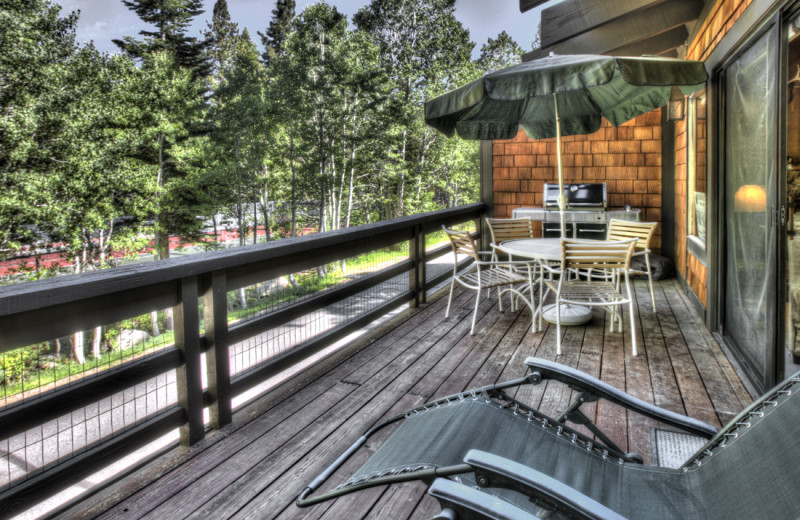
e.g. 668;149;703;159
424;54;707;237
425;54;708;141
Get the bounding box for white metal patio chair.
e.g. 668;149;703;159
607;219;659;312
544;238;638;356
485;217;539;303
485;217;535;259
443;227;535;335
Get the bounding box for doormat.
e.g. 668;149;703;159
650;429;707;468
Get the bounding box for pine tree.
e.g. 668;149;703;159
113;0;210;79
209;29;271;248
259;0;296;66
204;0;240;84
477;31;523;73
113;0;212;261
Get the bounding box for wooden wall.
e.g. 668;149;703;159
672;0;752;307
686;0;753;61
491;111;664;251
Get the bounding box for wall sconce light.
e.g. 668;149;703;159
696;92;707;120
734;184;767;212
668;86;686;121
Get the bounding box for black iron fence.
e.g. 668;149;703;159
0;203;486;515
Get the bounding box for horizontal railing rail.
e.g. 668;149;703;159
0;203;486;515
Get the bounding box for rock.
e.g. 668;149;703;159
118;329;152;350
256;277;291;298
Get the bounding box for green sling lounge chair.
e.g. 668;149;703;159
297;357;800;519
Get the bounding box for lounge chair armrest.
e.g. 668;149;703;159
427;477;542;520
463;450;628;520
524;358;718;438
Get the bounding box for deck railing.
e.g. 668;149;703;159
0;203;486;514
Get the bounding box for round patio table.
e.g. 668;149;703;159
498;238;593;328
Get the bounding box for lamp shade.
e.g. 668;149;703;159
734;185;767;212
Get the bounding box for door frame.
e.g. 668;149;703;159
706;3;792;393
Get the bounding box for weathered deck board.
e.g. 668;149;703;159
60;278;753;520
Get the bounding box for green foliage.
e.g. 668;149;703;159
0;344;43;385
1;331;176;398
477;30;524;74
0;1;156;271
353;0;477;220
259;0;296;65
114;0;210;78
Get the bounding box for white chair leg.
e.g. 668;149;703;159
528;278;536;333
646;254;656;313
555;299;562;356
538;268;547;331
470;288;481;335
446;277;456;318
497;285;504;312
629;300;637;356
625;275;637;356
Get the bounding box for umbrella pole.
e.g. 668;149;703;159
542;93;593;327
554;94;567;238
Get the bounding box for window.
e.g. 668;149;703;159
687;88;707;246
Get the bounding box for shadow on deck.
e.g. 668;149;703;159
59;278;753;520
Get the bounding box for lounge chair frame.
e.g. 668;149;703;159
296;358;719;515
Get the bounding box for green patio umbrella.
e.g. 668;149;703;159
425;54;708;236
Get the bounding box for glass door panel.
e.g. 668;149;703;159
723;23;778;388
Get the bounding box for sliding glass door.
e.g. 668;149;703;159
721;21;780;389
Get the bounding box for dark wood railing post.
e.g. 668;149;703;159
204;270;232;429
410;224;426;307
174;276;204;446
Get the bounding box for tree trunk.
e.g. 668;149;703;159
155;133;170;261
290;109;297;238
331;152;341;230
345;107;358;229
151;311;160;337
261;188;271;242
253;198;258;245
397;130;408;218
319;154;327;235
213;214;219;245
98;228;105;265
73;331;85;364
92;326;102;358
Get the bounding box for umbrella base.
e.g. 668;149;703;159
542;303;592;326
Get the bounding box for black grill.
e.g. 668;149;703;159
543;183;607;238
543;183;607;209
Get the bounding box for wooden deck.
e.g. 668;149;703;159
60;278;753;520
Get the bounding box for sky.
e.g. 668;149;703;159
54;0;546;59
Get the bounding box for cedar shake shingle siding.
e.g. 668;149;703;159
673;0;751;307
492;111;663;251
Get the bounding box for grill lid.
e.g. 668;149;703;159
544;183;606;209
